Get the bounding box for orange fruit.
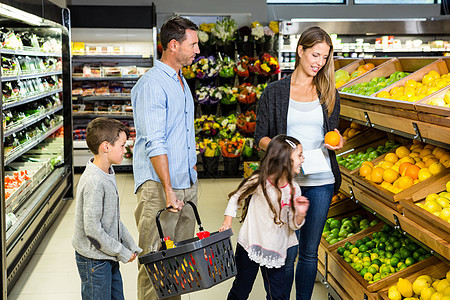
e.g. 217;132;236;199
359;165;373;177
397;176;414;190
325;131;340;147
425;158;439;168
422;154;436;163
395;146;411;159
385;153;399;164
383;169;400;183
415;161;426;169
362;161;374;168
405;165;421;180
380;161;394;169
364;63;375;70
429;162;445;175
399;156;416;165
371;167;385;184
399;162;414;175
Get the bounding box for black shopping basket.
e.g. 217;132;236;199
138;201;237;299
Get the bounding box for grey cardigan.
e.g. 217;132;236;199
254;75;342;194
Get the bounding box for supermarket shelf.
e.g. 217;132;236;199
4;106;63;138
5;122;63;165
73;113;133;119
0;48;62;57
339;103;450;148
1;70;62;82
3;89;62;110
72;54;150;60
72;76;139;81
73;95;131;101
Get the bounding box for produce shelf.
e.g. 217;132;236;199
1;70;62;82
5;122;63;165
72;76;139;81
3;88;62;110
4;106;63;137
73;113;133;119
0;48;62;57
72;95;131;101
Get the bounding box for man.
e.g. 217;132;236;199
131;16;200;300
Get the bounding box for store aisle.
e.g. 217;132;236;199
8;173;328;300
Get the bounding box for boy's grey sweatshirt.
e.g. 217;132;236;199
72;159;142;263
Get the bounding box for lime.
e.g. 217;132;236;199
349;245;356;251
359;219;370;227
353;263;363;272
362;236;372;244
343;250;351;258
330;219;341;230
366;241;376;249
372;259;382;266
380;266;390;273
364;272;373;281
363;261;371;268
385;244;394;252
338;237;345;241
359;245;368;253
337;247;345;255
392;241;402;249
385;251;393;259
344;241;352;250
351;247;359;255
322;231;330;238
329;239;339;245
369;220;379;226
379;235;388;243
377;242;386;250
344;257;352;263
399;263;407;270
382;224;393;233
367;266;377;275
388;236;398;244
400;247;412;259
390;257;399;267
331;228;340;236
360;268;368;277
338;229;349;238
405;257;416;267
380;272;390;279
362;252;370;258
373;273;382;282
407;243;419;252
355;239;364;248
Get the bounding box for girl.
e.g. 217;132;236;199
219;134;309;300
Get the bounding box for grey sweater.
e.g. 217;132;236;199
254;75;342;194
72;159;142;263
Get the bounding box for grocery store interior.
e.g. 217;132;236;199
1;0;450;300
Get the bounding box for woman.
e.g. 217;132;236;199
254;26;344;300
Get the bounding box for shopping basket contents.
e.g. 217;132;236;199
138;201;236;299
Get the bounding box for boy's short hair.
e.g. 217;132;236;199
86;117;130;155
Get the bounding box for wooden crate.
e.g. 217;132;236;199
335;58;362;70
340;57;442;110
336;125;386;155
399;173;450;242
328;197;361;218
378;260;450;300
415;85;450;118
329;233;441;293
339;58;395;89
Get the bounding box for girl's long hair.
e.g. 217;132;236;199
228;135;300;225
294;26;335;116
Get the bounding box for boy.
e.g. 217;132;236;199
73;117;142;300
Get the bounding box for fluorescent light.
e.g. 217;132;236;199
0;3;44;26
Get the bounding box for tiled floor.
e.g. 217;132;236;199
8;173;328;299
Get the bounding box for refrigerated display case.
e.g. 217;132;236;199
0;5;73;296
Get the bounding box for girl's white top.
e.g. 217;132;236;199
224;176;304;268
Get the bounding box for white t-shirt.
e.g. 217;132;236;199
287;98;335;186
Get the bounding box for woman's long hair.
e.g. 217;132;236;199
294;26;335;116
228;135;300;225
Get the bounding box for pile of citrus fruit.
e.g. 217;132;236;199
388;270;450;300
416;181;450;223
335;63;376;88
427;89;450;108
341;71;409;96
322;214;378;245
336;224;432;284
341;122;363;140
338;140;400;171
331;191;348;205
376;70;450;102
359;141;449;194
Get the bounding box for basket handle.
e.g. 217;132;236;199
156;201;204;249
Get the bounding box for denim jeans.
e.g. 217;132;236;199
75;252;125;300
228;244;286;300
284;184;334;300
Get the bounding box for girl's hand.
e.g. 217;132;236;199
324;128;345;151
219;223;232;232
128;252;137;263
294;196;309;216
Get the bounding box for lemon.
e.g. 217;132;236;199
441;295;450;300
425;200;443;214
437;198;450;209
434;280;442;289
417;275;434;285
431;292;444;300
440;208;450;221
444;286;450;295
427;193;440;202
437;279;450;293
398;277;414;297
446;181;450;193
414;278;431;295
422;287;437;300
429;162;445;175
388;285;402;300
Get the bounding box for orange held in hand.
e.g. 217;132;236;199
324;131;340;147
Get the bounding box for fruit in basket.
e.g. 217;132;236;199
418;184;450;221
324;131;340;147
397;278;414;297
322;214;377;245
342;122;362;140
341;71;408;96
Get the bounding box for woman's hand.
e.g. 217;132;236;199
324;128;345;151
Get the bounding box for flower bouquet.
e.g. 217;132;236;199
254;53;280;84
255;83;267;99
251;21;265;43
237;26;254;56
198;137;220;177
220;133;245;176
212;18;237;56
217;85;239;116
217;55;236;85
242;138;258;161
194;115;221;137
182;65;196;79
198;23;215;55
237;110;256;134
195;85;220;115
235;56;257;84
192;56;220;81
218;114;237;139
237;83;257;104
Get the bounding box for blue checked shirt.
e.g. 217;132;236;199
131;60;197;193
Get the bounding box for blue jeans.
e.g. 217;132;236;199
284;184;334;300
75;252;125;300
228;244;286;300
